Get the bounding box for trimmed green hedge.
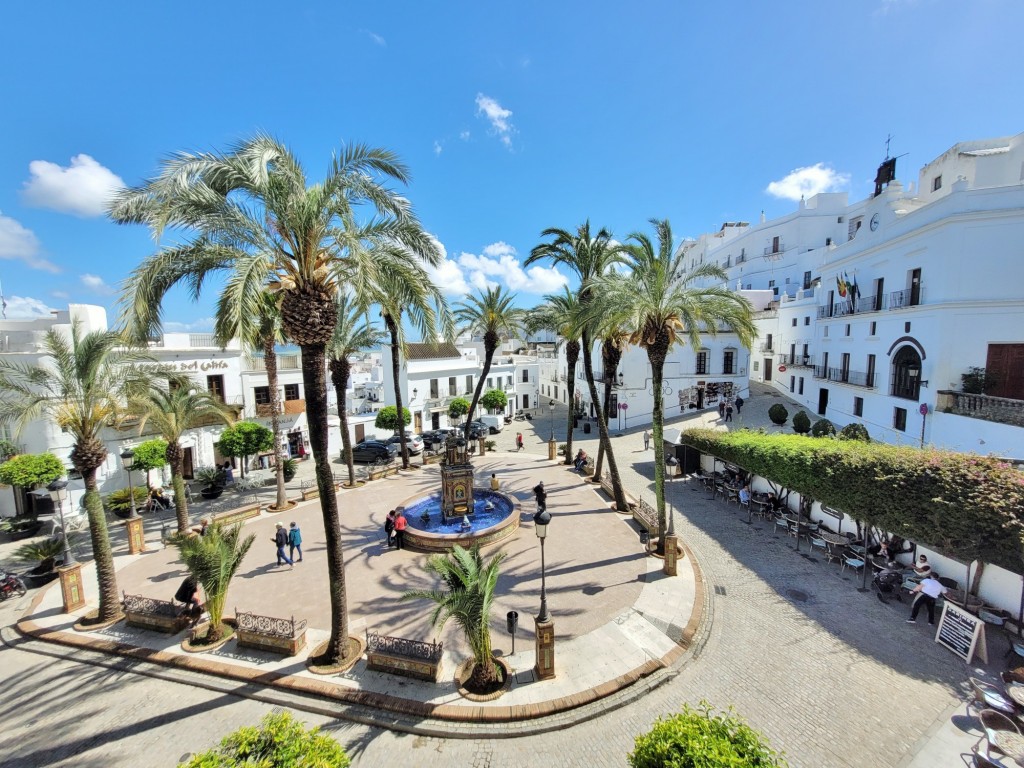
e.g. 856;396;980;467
681;428;1024;571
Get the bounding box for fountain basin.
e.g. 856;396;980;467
398;490;520;552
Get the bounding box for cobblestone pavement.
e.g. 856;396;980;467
0;384;988;767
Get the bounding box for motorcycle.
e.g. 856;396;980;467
0;570;27;601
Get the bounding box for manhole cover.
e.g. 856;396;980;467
786;589;810;603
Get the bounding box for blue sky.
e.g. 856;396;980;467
0;0;1021;332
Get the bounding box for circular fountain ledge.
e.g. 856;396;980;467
398;490;520;552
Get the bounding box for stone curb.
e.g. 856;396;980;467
9;536;711;737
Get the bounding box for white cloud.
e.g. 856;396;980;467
21;154;125;217
459;130;471;141
163;317;215;333
458;242;569;294
80;273;114;295
362;29;386;46
475;94;515;148
433;141;443;156
51;290;69;299
766;163;850;201
1;295;58;318
0;211;60;272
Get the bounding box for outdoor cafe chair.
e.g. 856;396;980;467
824;541;845;565
810;536;829;558
977;708;1022;759
841;555;865;576
1004;629;1024;665
970;677;1018;719
774;517;790;536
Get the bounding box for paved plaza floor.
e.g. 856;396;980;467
0;383;1007;766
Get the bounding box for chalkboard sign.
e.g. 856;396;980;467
935;602;988;664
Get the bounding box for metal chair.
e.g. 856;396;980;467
841;555;865;576
810;536;829;559
970;677;1017;718
977;708;1021;758
823;541;845;565
774;517;789;535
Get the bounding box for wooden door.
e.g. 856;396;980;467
764;359;773;382
355;424;365;443
414;412;423;433
986;344;1024;400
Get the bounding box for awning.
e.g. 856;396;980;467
663;428;683;445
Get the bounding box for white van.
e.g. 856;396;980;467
479;414;505;434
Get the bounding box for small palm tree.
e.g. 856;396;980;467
127;379;236;534
599;218;755;552
403;544;506;690
454;286;525;440
329;295;386;486
528;289;583;465
0;325;152;623
171;522;255;642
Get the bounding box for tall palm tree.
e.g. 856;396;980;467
328;295;386;486
402;544;507;689
110;135;442;666
370;266;452;469
528;288;583;465
0;326;153;623
600;218;755;552
453;286;525;440
127;380;237;534
217;291;289;510
593;330;628;479
527;222;630;511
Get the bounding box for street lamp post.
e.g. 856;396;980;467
533;507;555;679
121;448;139;519
548;399;555;441
47;479;75;566
663;455;679;577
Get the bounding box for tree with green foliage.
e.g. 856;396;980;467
329;294;386;487
768;403;788;426
130;439;168;487
448;397;470;421
180;712;349;768
128;381;236;533
375;405;412;432
594;218;755;551
480;389;508;413
106;486;150;515
630;702;787;768
528;222;630;510
217;421;273;478
0;325;153;624
792;410;811;434
453;286;525;439
0;439;19;462
529;288;585;465
403;544;507;691
113;134;443;667
810;418;836;438
170;522;255;643
838;422;871;442
0;452;64;489
961;366;996;395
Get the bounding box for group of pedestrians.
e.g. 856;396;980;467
717;395;744;422
384;509;408;549
272;521;303;567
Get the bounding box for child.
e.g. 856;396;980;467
384;510;396;547
288;521;303;563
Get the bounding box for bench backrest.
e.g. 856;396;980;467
235;609;307;638
366;629;443;662
123;592;178;617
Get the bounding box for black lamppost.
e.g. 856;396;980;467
121;448;139;519
665;455;678;536
47;479;75;566
548;399;555;441
534;507;551;623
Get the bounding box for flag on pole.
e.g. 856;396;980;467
0;280;6;319
836;273;847;298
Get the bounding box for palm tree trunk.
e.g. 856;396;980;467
81;466;121;622
465;334;496;440
300;341;351;663
167;441;189;534
384;315;410;469
647;336;670;552
330;358;357;486
595;341;621;478
581;331;628;511
563;341;579;465
264;335;288;508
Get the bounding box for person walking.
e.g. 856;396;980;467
907;573;947;625
718;400;726;419
643;429;650;450
735;395;744;415
533;481;547;512
272;522;293;567
288;521;303;563
393;511;408;550
725;402;734;422
516;432;524;451
384;510;397;548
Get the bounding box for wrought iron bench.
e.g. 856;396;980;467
212;502;261;528
235;609;307;656
123;592;189;634
599;472;638;510
634;498;661;538
365;629;443;682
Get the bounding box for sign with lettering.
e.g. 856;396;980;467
935;602;987;664
139;360;230;373
820;504;843;520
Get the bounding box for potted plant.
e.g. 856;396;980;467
0;515;43;541
105;486;150;519
13;536;66;587
195;466;225;500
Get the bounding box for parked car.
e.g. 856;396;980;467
350;440;398;463
479;414;505;434
387;432;424;455
465;421;490;439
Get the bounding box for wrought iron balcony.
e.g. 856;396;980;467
758;343;774;353
777;354;814;368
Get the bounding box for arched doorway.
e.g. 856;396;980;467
891;346;922;401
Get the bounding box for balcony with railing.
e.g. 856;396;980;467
777;354;814;368
936;390;1024;428
758;342;774;354
816;288;922;319
244;354;301;372
812;366;875;388
763;241;785;257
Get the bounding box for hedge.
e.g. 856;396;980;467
681;428;1024;571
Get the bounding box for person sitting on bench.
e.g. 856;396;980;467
174;576;203;625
